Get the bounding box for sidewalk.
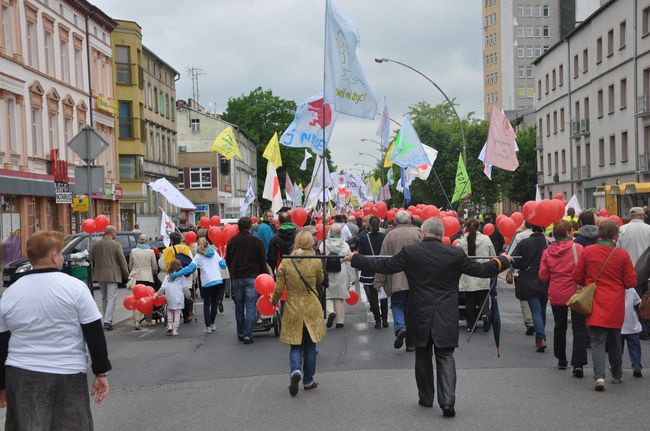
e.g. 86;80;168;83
92;286;133;325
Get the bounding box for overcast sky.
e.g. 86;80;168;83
94;0;484;173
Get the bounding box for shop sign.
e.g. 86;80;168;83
96;97;116;115
54;182;72;204
72;197;89;212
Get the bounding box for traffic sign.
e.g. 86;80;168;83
74;166;105;194
67;125;109;161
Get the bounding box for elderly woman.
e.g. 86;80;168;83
271;230;325;397
128;234;159;330
573;221;637;391
321;223;355;329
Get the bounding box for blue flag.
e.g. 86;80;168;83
401;167;411;206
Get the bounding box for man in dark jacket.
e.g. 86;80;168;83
574;210;598;247
483;214;505;253
357;216;388;329
267;212;297;272
345;218;511;418
226;217;268;344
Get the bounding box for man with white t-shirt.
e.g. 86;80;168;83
0;231;111;430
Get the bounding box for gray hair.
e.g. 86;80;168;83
138;234;149;243
421;218;444;239
329;223;343;238
347;216;356;223
395;210;412;225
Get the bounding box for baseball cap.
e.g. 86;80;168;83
629;207;645;216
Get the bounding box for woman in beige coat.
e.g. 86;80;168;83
128;234;158;330
271;230;325;397
456;218;495;332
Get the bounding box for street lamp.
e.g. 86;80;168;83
375;57;467;163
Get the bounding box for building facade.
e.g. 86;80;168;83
176;100;257;222
0;0;118;270
111;20;178;235
534;0;650;215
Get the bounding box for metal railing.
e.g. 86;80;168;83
637;95;650;115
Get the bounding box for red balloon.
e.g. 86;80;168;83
255;274;275;297
442;216;461;237
442;236;452;245
316;223;324;241
145;286;156;297
256;295;277;316
414;208;423;218
345;289;359;305
498;217;517;238
184;231;197;245
511;211;524;227
421;205;440;220
135;296;154;314
292;207;308;227
522;201;537;221
199;216;211;229
94;215;110;232
598;209;610;217
607;215;623;227
483;223;495;236
153;295;166;307
529;199;554;227
221;224;239;245
132;284;150;300
504;236;512;245
123;295;137;311
496;214;506;225
452;239;460;247
208;226;221;245
81;218;96;234
551;199;566;223
554;192;564;200
386;210;396;223
252;216;259;224
210;215;221;227
374;201;388;219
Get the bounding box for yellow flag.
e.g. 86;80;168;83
350;195;359;208
262;132;282;170
209;127;241;160
384;138;396;168
371;177;382;195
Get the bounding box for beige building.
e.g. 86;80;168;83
533;0;650;215
0;0;117;267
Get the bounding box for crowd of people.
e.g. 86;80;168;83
0;205;647;428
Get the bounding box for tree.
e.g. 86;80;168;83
220;87;335;208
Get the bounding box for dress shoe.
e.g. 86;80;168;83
405;345;416;352
335;323;344;328
441;405;455;418
326;312;336;328
218;302;224;313
394;328;406;349
481;315;491;332
418;399;432;408
374;321;382;329
103;322;113;331
382;320;389;328
572;367;584;378
633;365;643;377
558;360;568;370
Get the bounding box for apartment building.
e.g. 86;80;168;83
176;99;258;221
0;0;117;267
533;0;650;214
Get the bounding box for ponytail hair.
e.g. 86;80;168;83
466;218;480;256
197;238;209;255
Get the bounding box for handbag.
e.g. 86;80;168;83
567;248;616;315
291;259;320;299
505;269;514;285
127;250;147;289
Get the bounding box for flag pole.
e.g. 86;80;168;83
318;0;329;315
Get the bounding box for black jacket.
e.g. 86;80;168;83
351;238;509;348
267;225;297;271
511;232;549;299
356;230;386;282
573;225;598;248
226;231;267;279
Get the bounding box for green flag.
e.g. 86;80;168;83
452;153;471;203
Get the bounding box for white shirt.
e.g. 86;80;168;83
618;219;650;266
622;288;642;335
0;270;101;375
340;224;352;242
159;276;186;310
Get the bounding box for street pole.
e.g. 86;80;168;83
360;139;385;196
84;15;94;218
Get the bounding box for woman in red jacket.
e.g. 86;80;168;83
539;221;587;377
573;221;637;392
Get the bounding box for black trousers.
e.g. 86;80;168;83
201;284;225;327
464;290;489;328
551;305;588;367
363;283;388;323
415;334;456;408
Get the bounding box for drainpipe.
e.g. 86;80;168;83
567;38;574;196
634;0;640;183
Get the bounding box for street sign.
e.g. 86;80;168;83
68;125;109;161
56;192;73;204
72;197;89;212
74;166;105;194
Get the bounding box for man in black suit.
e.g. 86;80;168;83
345;217;511;418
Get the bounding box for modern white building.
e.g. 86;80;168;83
533;0;650;215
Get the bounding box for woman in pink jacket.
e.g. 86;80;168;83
539;221;588;377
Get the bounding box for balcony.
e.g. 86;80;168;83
639;154;650;172
582;164;591;179
536;136;543;150
571;119;590;138
570;120;579;137
636;95;650;116
580;119;590;135
573;166;579;180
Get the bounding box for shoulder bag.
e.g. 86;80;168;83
567;248;616;315
291;259;319;299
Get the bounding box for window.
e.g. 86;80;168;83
535;47;542;57
47;111;57;154
644;7;650;35
189;168;212;189
26;21;37;67
543;5;549;17
526;27;534;38
534;26;542;38
559;64;564;86
620;78;627;109
582;49;588;73
607;29;614;57
1;4;12;52
527;47;534;58
552;69;556;89
608;84;615;114
115;46;130;84
534;5;542;17
527;87;534;98
525;6;533;17
560;108;565;131
517;67;525;78
44;31;53;75
517;47;524;58
621;131;628;162
64;118;72;153
517;87;525;98
60;40;69;83
537;80;542;99
517;26;525;38
598;138;605;166
546;114;550;137
543;25;549;37
517;6;524;17
619;20;626;49
526;66;534;78
553;111;557;134
118;101;133;138
119;155;143;180
178;169;184;190
171;98;175;121
31;107;42;156
154;88;158;112
547;153;551;175
74;47;82;88
7;96;18;152
597;89;604;117
596;37;603;63
561;150;566;173
554;151;559;174
573;54;579;77
609;135;616;165
191;118;200;133
540;155;544;176
159;91;165;116
545;74;549;94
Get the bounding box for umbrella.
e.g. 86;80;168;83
467;277;502;357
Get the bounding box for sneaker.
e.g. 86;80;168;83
243;338;254;345
204;327;212;334
103;322;113;331
572;367;584;378
374;321;382;329
335;323;344;328
633;365;643;378
558;360;568;370
394;328;407;349
326;312;336;328
172;329;178;336
535;338;546;352
610;377;622;384
289;371;301;397
595;378;605;391
210;324;216;331
481;315;491;332
525;326;535;336
166;327;173;335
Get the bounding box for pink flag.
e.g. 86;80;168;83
484;106;519;171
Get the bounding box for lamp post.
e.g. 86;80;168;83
360;139;387;196
375;57;467;163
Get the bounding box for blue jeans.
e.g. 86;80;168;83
527;296;547;341
391;291;408;334
622;333;642;367
231;278;258;340
290;326;317;387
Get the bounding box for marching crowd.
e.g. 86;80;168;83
0;205;647;428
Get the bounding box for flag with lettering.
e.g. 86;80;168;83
376;96;390;145
240;175;256;217
160;210;176;248
209;126;241;160
408;144;438;180
484;106;519;171
451;153;472;203
389;116;429;168
280;93;337;156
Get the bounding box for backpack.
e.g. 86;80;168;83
640;290;650;321
325;252;342;273
173;245;193;268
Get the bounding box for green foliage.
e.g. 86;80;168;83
220;87;335;208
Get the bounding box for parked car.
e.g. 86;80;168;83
2;231;141;288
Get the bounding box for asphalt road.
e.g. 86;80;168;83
1;282;648;430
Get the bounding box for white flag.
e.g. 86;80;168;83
299;149;312;171
324;0;377;119
160;210;176;248
305;156;333;208
565;194;582;216
535;184;542;202
263;162;283;214
408;144;438;180
148;178;196;209
240;175;256;217
285;173;294;204
280;93;337;156
292;182;303;207
376;96;390;145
